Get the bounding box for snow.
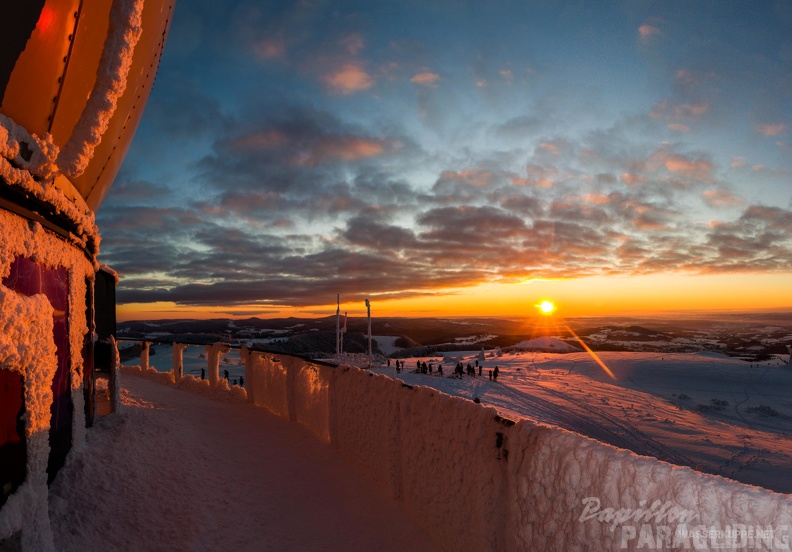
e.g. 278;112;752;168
171;342;188;380
0;118;99;252
510;336;581;352
0;207;95;550
56;0;144;179
109;337;122;413
48;375;439;552
109;348;792;551
372;335;402;355
0;286;57;551
204;342;231;385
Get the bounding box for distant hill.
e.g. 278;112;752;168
509;337;581;353
116;314;792;360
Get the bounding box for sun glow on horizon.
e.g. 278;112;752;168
538;300;556;315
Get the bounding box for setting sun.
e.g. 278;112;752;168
538;300;556;314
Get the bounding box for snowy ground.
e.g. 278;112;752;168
49;376;438;551
124;343;792;494
372;350;792;494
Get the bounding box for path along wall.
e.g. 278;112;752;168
134;348;792;552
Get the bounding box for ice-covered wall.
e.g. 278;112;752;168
291;359;334;443
245;358;792;552
0;209;95;550
127;350;792;552
248;353;290;418
507;422;792;551
0;287;57;552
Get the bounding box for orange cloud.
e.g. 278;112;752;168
538;142;559;155
620;173;645;186
580;193;610;205
638;24;661;42
667;123;691;133
323;62;374;94
231;130;288;150
650;100;709;121
441;169;495;187
663;153;712;178
254;38;286;60
410;71;441;87
703;189;742;207
754;122;787;137
292;136;384;166
510;176;553;188
648;149;712;180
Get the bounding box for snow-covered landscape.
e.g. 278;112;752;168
89;338;792;551
126;336;792;494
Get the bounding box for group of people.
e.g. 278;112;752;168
388;357;500;381
198;368;244;387
413;360;443;375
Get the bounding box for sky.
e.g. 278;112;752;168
97;0;792;321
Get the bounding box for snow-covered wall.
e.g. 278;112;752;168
290;359;334;443
0;209;95;551
507;422;792;551
249;353;290;418
127;350;792;552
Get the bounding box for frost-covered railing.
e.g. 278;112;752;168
121;339;792;552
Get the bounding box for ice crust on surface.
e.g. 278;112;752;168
0;286;57;551
56;0;145;178
121;348;792;551
0;116;99;251
0;209;94;550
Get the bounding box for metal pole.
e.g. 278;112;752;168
335;294;340;357
365;299;371;366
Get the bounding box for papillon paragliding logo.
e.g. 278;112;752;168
0;2;46;99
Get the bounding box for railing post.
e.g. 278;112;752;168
139;341;151;371
241;346;255;403
205;342;230;386
109;336;121;414
172;342;188;381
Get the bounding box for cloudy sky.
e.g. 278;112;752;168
99;0;792;320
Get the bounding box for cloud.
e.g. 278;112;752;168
667;123;691;133
620;173;645;187
254;37;286;60
410;71;441;87
340;33;365;55
638;24;661;43
703;189;743;207
754;122;787;137
650;100;709;121
647;148;714;181
323;62;374;94
662;153;713;178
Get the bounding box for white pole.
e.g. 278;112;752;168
341;311;348;356
335;294;340;357
365;299;372;366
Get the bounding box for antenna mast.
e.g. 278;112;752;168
365;298;372;367
335;294;340;357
